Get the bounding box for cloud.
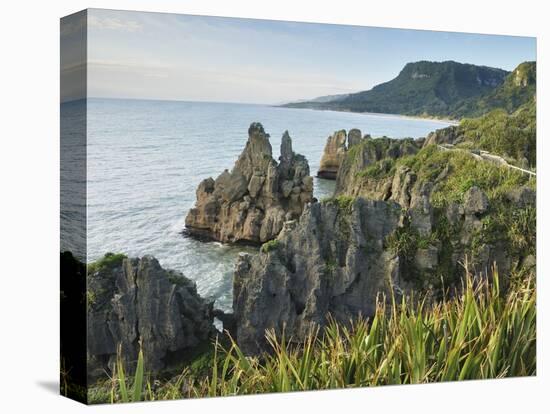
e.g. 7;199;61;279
88;15;143;32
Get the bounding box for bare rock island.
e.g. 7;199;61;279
185;122;313;244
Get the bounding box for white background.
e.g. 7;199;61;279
0;0;548;412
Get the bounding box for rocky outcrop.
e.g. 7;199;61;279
185;123;313;243
317;130;346;179
463;186;489;215
87;255;215;379
317;129;367;179
335;137;423;197
233;198;404;354
233;170;535;354
423;125;461;147
334;134;537;277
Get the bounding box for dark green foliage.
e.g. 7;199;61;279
456;99;536;167
285;61;535;121
508;206;536;256
321;195;355;213
384;220;439;285
86;253;128;313
431;213;461;285
285;61;509;118
87;252;127;274
471;203;536;260
385;225;419;260
261;239;280;253
451;62;536;118
188;347;217;378
167;270;188;286
334;195;354;211
324;258;338;273
321;195;355;218
357;158;395;179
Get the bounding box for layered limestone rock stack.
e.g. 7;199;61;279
317;129;365;179
185;122;313;244
87;255;215;379
233;198;403;354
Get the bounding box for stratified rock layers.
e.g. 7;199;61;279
87;256;215;378
231;134;536;355
233;198;403;354
185;123;313;243
317;129;364;179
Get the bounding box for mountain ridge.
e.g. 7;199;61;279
282;60;535;119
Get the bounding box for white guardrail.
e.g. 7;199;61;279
436;145;536;177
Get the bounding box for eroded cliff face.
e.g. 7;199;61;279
335;137;423;197
233;198;404;354
317;129;365;179
87;255;215;379
334;139;535;279
232;136;536;355
185;123;313;243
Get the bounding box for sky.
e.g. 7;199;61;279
62;8;536;104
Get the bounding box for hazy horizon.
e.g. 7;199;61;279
61;9;536;104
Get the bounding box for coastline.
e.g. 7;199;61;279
274;104;460;126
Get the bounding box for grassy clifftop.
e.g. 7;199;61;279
332;109;536;290
457;98;536;167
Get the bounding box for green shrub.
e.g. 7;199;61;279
335;195;354;211
261;239;280;254
457;99;536;167
86;290;96;307
385;226;419;259
320;195;355;213
395;145;530;208
87;252;127;274
357;158;395;179
167;271;188;286
324;259;337;274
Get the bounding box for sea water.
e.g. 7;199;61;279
67;98;452;310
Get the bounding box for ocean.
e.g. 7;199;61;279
66;98;452;311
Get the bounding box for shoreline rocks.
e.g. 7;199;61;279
185;123;313;244
87;255;215;379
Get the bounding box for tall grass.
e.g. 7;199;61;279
109;342;145;403
103;269;535;402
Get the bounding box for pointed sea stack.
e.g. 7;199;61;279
185;122;313;244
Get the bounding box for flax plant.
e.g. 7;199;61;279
106;269;535;402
